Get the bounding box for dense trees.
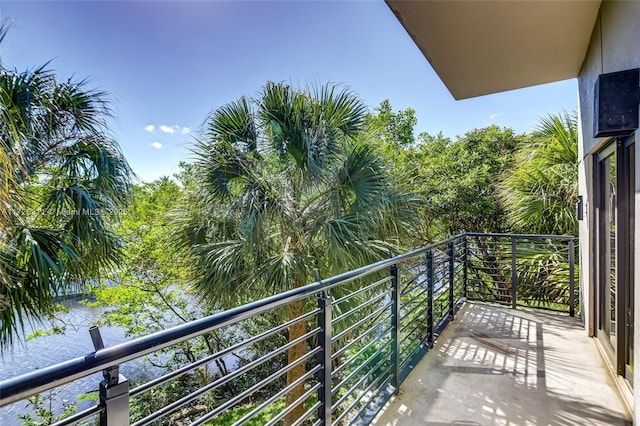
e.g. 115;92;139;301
0;25;132;346
173;83;414;424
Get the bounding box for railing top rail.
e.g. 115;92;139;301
464;232;574;240
0;234;467;406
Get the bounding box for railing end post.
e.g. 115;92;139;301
390;261;400;395
568;238;576;317
316;290;333;424
426;250;435;348
511;237;517;310
448;242;455;321
99;374;129;426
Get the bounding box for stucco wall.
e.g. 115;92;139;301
577;0;640;419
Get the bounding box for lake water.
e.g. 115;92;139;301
0;298;140;426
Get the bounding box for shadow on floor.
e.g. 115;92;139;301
373;302;631;426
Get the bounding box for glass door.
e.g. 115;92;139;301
595;137;635;384
595;143;617;355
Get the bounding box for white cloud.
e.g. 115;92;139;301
151;141;163;149
159;125;176;134
144;124;155;133
181;127;191;135
489;112;504;120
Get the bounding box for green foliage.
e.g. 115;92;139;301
172;82;416;425
365;99;417;148
18;390;80;426
174;82;415;308
414;126;524;237
499;111;578;235
365;100;525;243
0;23;132;347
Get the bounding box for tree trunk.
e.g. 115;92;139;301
283;297;308;426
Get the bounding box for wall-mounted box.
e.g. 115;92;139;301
594;68;639;137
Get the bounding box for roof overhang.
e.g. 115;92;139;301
386;0;601;100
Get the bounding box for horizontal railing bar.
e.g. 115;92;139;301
399;324;429;352
332;331;390;378
398;270;424;288
193;361;322;426
332;319;392;361
132;328;320;426
332;353;390;413
398;262;424;275
230;367;321;426
399;275;429;296
334;343;391;392
331;326;393;377
130;308;320;397
333;362;392;423
50;404;102;426
264;383;322;426
332;302;390;343
399;340;422;363
333;290;389;324
290;400;322;426
400;285;431;310
346;374;394;426
400;308;431;341
332;276;391;305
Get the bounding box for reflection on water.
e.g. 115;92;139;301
0;298;140;426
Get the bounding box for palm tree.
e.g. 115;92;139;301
174;82;413;424
498;111;578;310
0;24;132;346
499;111;578;236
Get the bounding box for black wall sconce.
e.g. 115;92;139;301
576;195;584;221
594;68;639;137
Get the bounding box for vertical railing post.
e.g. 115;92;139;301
448;242;455;320
568;238;576;317
463;235;468;299
317;291;333;425
511;237;517;310
390;261;400;394
99;377;129;426
426;251;435;347
90;326;129;426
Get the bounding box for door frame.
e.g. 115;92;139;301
593;135;635;382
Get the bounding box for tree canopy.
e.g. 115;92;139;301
499;111;578;235
172;82;415;424
0;24;132;346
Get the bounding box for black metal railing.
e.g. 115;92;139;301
0;233;576;426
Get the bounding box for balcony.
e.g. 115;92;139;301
372;302;630;425
0;233;628;425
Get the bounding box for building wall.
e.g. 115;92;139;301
577;0;640;419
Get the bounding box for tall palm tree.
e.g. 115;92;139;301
0;25;132;346
499;111;578;236
174;82;413;424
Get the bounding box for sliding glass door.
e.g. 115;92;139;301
595;136;635;384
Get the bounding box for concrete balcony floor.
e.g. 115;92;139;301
373;302;631;426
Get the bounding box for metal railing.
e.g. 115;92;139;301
0;233;576;426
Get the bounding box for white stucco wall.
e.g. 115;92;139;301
577;0;640;420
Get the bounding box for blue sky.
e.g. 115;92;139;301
0;1;578;182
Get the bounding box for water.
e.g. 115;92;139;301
0;298;136;426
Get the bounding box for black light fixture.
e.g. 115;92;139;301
594;68;639;137
576;195;584;221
